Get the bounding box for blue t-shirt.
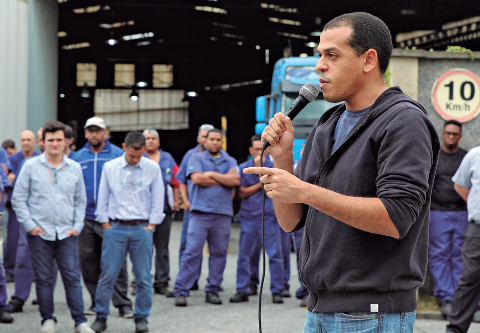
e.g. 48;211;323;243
186;150;239;217
331;107;370;155
9;151;40;177
239;158;275;219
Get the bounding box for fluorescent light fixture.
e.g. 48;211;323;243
222;33;245;39
99;21;135;29
187;91;197;97
62;42;90;50
137;41;151;46
278;32;308;40
195;6;227;14
137;82;148;87
310;31;322;37
58;31;67;37
73;5;109;14
123;32;154;41
269;17;301;26
401;9;416;15
260;3;298;13
212;22;236;29
107;39;118;45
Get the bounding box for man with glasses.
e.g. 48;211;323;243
428;120;468;319
91;132;164;333
72;117;133;318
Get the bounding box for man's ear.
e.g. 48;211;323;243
363;49;378;74
122;143;126;152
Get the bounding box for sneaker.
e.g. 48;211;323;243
272;293;284;304
281;288;291;298
175;295;187;307
135;318;149;333
247;284;257;296
440;300;452;318
90;317;107;333
8;298;23;313
205;291;222;305
0;310;13;323
75;323;95;333
40;319;56;333
300;296;307;308
229;292;249;303
154;286;174;297
119;305;134;318
84;304;95;316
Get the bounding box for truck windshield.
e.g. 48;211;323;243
281;93;340;121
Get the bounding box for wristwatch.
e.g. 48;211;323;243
147;225;156;232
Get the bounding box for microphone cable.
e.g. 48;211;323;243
258;146;267;333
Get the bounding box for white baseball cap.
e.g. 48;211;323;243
84;117;106;130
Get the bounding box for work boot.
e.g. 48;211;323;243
229;292;249;303
247;284;257;296
281;288;291;298
440;300;452;319
8;298;23;313
205;291;222;305
175;295;187;307
154;286;174;297
90;317;107;333
272;293;284;304
0;310;13;323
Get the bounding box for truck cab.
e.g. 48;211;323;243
256;56;340;162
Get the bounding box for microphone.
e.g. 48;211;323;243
262;82;320;149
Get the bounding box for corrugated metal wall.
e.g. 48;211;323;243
0;0;29;143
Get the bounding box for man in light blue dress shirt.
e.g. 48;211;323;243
91;132;164;333
11;121;93;333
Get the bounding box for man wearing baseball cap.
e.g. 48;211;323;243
72;117;133;318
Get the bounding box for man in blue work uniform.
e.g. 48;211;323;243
4;130;37;283
142;129;180;297
230;135;284;304
72;117;133;317
0;179;14;324
6;130;41;312
175;124;214;290
174;129;240;306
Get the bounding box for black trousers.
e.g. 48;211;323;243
447;223;480;333
78;219;132;308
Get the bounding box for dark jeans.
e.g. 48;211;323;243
78;219;131;309
153;213;172;288
4;196;20;276
447;223;480;333
0;262;11;312
27;234;87;326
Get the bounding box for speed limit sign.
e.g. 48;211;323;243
431;68;480;123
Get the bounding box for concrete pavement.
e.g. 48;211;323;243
2;220;480;332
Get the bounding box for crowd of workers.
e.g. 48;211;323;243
0;117;306;333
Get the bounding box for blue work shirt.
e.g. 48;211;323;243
95;154;165;225
9;151;41;177
186;150;238;217
239;158;276;219
145;149;179;213
11;154;87;241
176;145;202;196
72;140;124;221
0;147;12;171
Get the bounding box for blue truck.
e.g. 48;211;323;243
255;56;339;162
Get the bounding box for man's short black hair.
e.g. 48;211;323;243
250;134;262;146
42;121;66;140
65;125;74;139
206;128;223;138
323;12;392;74
2;139;15;150
124;131;145;150
444;120;462;131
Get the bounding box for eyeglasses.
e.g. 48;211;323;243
443;132;461;137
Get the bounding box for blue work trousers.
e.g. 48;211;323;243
304;311;416;333
95;222;153;320
429;210;469;302
235;216;283;294
3;204;20;276
0;263;11;312
174;211;231;296
27;234;87;327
